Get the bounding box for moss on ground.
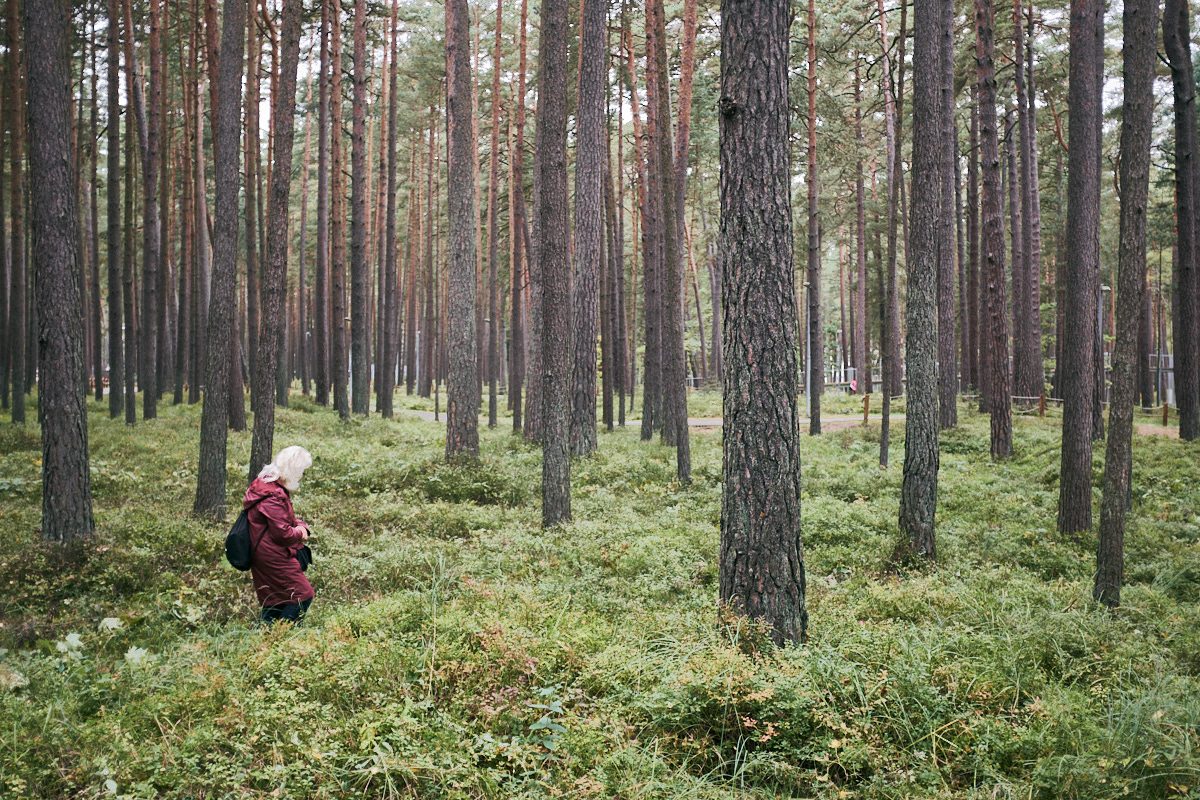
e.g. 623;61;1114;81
1;394;1198;798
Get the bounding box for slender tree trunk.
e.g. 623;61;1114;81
329;0;349;419
648;0;690;479
193;0;245;519
297;78;313;397
106;0;123;419
977;0;1013;458
421;110;437;399
24;0;95;540
348;0;369;415
482;0;503;428
248;0;302;479
380;0;400;417
123;70;136;426
1057;0;1104;531
936;0;957;429
1013;0;1041;400
570;0;604;455
1097;0;1157;607
88;15;103;404
244;6;261;404
970;94;985;401
8;0;25;426
1164;0;1199;440
446;0;481;459
806;0;822;435
536;0;570;520
314;0;330;406
853;61;868;393
718;0;806;646
877;0;899;465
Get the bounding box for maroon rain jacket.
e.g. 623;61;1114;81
243;478;314;607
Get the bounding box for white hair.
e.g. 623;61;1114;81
257;446;313;492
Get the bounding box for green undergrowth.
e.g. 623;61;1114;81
1;395;1198;798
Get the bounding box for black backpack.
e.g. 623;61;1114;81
224;498;265;571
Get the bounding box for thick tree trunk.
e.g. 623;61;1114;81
1097;0;1157;607
349;0;369;415
899;0;947;560
718;0;806;646
1164;0;1199;440
193;0;245;519
248;0;303;479
536;0;570;521
1057;0;1104;532
445;0;481;460
569;0;605;455
976;0;1013;459
24;0;95;541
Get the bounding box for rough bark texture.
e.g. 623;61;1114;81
536;0;571;523
106;0;123;419
1057;0;1104;532
899;0;946;560
877;0;899;465
976;0;1012;459
569;0;605;456
445;0;481;460
1097;0;1157;608
1164;0;1199;440
24;0;95;541
718;0;806;647
350;0;369;415
248;0;302;480
853;62;868;393
966;97;980;391
936;0;957;429
193;0;245;519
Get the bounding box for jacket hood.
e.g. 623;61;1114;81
243;477;289;508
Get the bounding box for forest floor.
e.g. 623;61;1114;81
2;390;1199;799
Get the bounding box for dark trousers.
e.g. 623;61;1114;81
261;598;312;624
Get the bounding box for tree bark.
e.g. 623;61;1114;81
536;0;570;522
193;0;245;519
1164;0;1199;440
806;0;822;435
446;0;481;460
936;0;957;429
1097;0;1157;608
24;0;95;541
570;0;605;455
486;0;504;428
379;0;399;417
976;0;1013;459
248;0;303;479
8;0;25;426
330;0;349;419
106;0;123;419
349;0;369;415
718;0;806;646
314;0;331;406
1057;0;1104;531
899;0;947;559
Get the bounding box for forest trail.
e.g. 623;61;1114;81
404;409;1180;438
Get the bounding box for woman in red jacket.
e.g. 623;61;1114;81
244;446;315;624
